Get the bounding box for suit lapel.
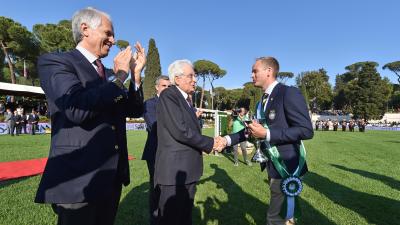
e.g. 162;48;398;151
172;86;200;130
70;49;104;83
265;83;281;123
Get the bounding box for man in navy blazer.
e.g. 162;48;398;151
142;75;171;225
34;7;145;225
248;57;313;225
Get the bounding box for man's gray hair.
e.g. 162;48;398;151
168;59;193;85
155;75;170;85
71;7;112;44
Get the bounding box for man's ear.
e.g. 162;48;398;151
81;23;90;38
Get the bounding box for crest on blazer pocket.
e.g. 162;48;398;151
269;109;276;120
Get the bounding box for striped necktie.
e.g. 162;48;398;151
261;93;269;109
94;59;105;80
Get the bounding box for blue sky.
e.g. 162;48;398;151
1;0;399;89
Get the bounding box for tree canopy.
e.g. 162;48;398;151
383;61;400;84
116;40;130;50
143;38;161;100
33;20;75;54
277;72;294;84
296;68;333;110
193;59;226;109
335;62;392;119
1;16;40;86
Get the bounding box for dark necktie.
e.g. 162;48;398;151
186;96;193;107
94;59;105;80
261;93;269;109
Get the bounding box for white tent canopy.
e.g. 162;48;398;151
0;82;45;98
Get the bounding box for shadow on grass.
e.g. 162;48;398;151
221;152;250;166
331;164;400;191
384;140;400;144
304;172;400;225
221;152;235;164
297;198;336;225
195;163;266;225
196;165;336;225
115;182;149;225
0;177;30;190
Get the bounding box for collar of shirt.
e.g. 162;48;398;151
76;45;98;66
265;80;279;96
176;85;189;100
176;86;190;105
263;80;279;111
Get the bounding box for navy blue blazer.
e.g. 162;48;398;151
154;86;214;186
142;96;158;162
263;83;313;178
35;49;144;204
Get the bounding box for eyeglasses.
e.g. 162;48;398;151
180;73;197;80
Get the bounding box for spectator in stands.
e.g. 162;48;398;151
21;111;28;134
358;119;366;132
4;108;15;136
16;104;24;115
333;120;338;131
349;120;355;132
341;120;347;131
0;101;5;115
14;110;22;136
28;109;40;135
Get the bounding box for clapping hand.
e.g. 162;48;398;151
130;42;146;85
213;136;227;152
113;46;133;83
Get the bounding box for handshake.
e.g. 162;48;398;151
213;136;228;152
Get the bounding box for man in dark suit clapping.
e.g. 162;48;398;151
142;75;171;225
35;7;145;225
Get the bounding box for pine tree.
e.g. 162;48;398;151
143;38;161;100
342;62;392;120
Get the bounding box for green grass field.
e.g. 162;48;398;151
0;129;399;225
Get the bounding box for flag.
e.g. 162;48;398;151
23;60;28;78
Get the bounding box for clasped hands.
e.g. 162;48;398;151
113;42;146;84
213;136;227;152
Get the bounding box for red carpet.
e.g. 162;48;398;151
0;158;48;181
0;155;136;182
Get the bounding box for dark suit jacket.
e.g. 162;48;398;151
142;96;158;163
35;49;144;204
28;114;39;124
263;83;313;178
154;86;214;186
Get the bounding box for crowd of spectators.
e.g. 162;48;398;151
314;119;366;132
1;100;45;136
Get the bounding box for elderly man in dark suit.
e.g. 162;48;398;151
247;57;313;225
142;75;171;225
154;59;236;225
34;7;145;225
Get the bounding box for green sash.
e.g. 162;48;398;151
255;100;306;220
